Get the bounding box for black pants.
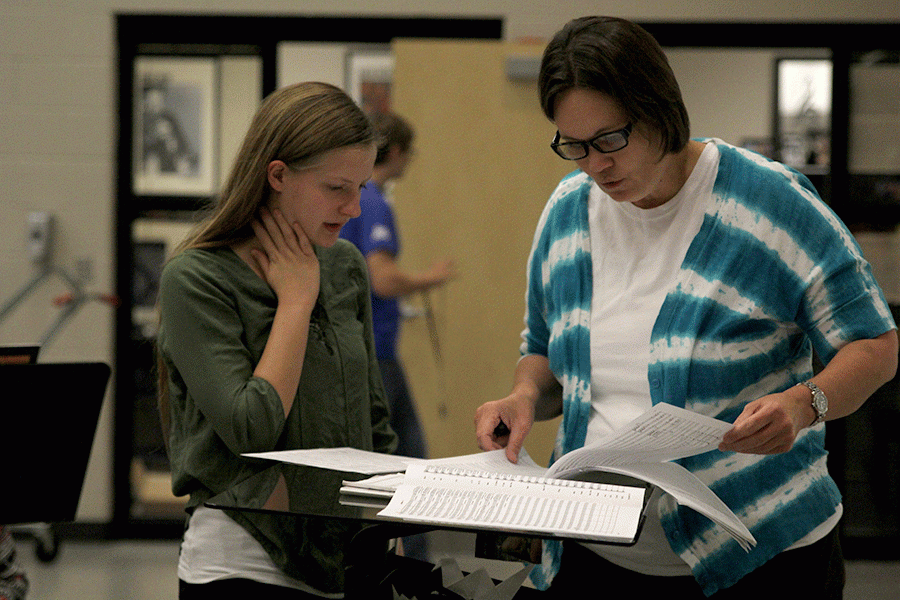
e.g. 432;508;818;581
547;526;845;599
179;579;326;599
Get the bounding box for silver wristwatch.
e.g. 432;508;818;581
799;381;828;426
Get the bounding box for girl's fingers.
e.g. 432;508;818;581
249;247;269;272
269;208;302;251
251;219;276;254
293;222;314;256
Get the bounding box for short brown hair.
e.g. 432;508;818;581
372;112;415;166
538;17;690;154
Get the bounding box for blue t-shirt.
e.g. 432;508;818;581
339;181;401;360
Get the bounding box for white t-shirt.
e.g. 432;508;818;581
178;505;341;597
586;143;718;442
583;143;717;575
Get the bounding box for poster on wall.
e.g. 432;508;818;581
775;58;832;172
346;51;394;116
133;57;218;197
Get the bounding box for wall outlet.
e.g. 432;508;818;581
27;211;54;264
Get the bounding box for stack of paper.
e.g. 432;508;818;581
340;473;406;498
242;404;757;550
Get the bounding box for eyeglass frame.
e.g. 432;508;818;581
550;122;634;160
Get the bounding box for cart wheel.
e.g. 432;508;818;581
35;531;60;562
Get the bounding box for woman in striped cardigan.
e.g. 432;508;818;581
475;16;897;599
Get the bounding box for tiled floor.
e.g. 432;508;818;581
12;531;900;599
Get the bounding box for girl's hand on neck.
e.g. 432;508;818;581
249;206;320;311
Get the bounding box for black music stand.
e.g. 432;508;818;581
1;361;111;561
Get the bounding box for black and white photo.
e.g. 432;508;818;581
133;57;217;196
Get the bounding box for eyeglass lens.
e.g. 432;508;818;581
553;125;631;160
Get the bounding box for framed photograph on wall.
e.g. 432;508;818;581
132;57;218;196
131;218;196;337
346;50;394;116
774;57;832;172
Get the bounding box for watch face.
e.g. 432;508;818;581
801;382;827;422
814;394;827;411
812;388;827;417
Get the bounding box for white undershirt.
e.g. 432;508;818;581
178;505;341;597
582;143;718;575
586;143;717;443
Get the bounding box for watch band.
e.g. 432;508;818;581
798;380;828;426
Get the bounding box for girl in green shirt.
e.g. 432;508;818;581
157;82;397;599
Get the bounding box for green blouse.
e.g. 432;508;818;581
158;240;397;592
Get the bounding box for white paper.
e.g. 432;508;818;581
582;461;755;550
378;461;647;543
242;447;423;474
376;405;755;550
426;448;547;476
341;472;407;498
342;449;545;495
541;404;755;549
547;402;732;475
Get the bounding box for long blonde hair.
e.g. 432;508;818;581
157;82;374;446
180;81;375;252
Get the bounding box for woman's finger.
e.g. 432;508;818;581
249;247;270;273
270;208;302;252
251;219;276;254
292;222;315;256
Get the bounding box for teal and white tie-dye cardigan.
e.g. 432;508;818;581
523;140;895;596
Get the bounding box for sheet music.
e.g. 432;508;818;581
371;405;755;549
548;403;733;475
588;461;755;551
425;448;546;476
342;450;544;495
341;472;407;496
241;447;423;474
378;462;646;543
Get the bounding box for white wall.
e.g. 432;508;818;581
0;0;897;524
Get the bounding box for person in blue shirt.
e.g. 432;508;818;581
340;113;455;562
341;112;456;460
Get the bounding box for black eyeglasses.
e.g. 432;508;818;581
550;123;633;160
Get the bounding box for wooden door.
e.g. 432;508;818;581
390;39;572;465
